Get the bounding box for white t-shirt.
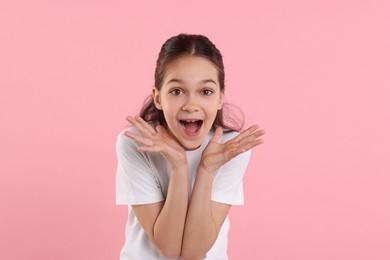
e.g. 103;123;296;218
116;122;251;260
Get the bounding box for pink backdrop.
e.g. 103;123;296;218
1;0;389;259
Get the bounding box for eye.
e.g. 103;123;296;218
202;89;213;96
170;89;184;96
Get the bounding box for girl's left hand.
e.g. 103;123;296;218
200;125;265;174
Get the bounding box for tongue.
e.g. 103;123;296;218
183;122;199;135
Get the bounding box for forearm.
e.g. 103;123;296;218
153;166;189;257
181;167;217;260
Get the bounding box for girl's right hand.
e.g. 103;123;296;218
124;115;187;170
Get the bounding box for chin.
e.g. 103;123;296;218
180;140;202;151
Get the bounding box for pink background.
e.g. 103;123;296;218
1;0;389;259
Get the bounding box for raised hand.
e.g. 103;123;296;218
200;125;265;174
124;115;187;170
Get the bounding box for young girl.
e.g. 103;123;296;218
116;33;265;260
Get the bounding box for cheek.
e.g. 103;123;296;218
164;98;183;110
161;103;179;121
207;100;221;112
205;107;219;122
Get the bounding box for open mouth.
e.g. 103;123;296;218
179;119;203;136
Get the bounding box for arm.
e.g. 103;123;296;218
181;126;265;259
124;116;189;258
181;166;230;260
133;164;189;258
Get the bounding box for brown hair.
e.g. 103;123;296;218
139;33;244;132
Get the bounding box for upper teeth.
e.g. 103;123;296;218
185;120;197;122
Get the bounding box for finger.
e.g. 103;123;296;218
236;127;265;144
127;116;153;138
156;125;174;144
156;125;175;143
156;125;171;139
222;146;247;162
138;145;162;153
124;131;154;146
126;115;135;125
237;129;265;145
229;132;264;151
135;115;157;133
240;138;264;152
234;125;260;142
236;129;264;146
126;116;142;130
224;138;263;161
210;127;223;143
156;125;187;152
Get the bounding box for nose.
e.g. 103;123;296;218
181;95;199;112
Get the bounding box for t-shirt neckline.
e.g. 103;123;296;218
185;131;213;160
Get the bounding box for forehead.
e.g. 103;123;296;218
163;56;219;84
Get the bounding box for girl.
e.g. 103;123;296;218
116;33;265;260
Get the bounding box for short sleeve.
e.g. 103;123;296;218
115;128;164;205
211;133;251;206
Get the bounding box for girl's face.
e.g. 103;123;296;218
153;55;224;150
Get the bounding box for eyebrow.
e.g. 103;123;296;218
166;78;217;86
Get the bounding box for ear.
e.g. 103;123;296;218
218;89;225;110
152;87;163;110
